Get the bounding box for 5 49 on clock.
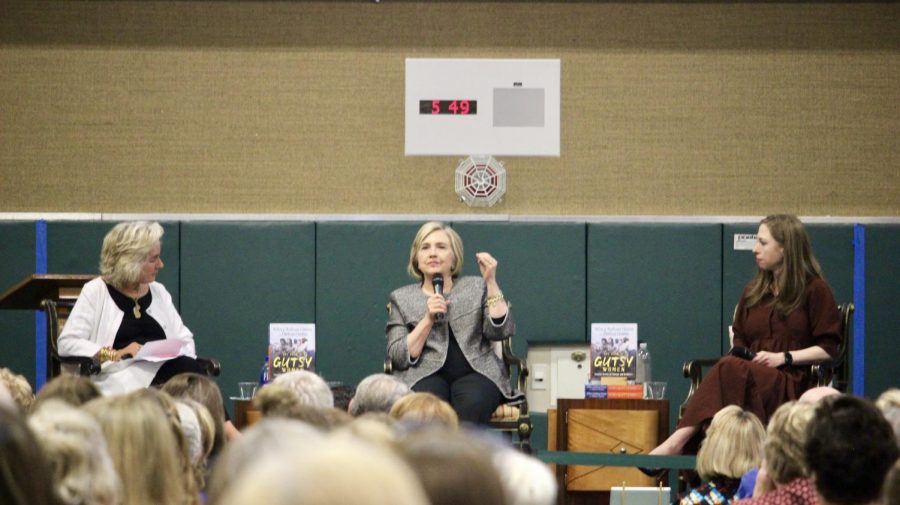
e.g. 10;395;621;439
419;100;478;115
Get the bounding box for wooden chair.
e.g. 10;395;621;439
384;335;533;453
680;303;854;419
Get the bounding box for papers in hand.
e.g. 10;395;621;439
133;339;184;362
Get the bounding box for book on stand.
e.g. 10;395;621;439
268;323;316;379
590;323;638;382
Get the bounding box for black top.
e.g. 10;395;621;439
106;283;166;350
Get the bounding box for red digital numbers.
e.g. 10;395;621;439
420;100;477;115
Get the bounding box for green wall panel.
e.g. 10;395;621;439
587;223;722;430
0;222;37;386
451;222;586;357
865;224;899;398
315;222;421;388
180;222;315;409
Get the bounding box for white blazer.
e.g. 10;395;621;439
58;277;196;395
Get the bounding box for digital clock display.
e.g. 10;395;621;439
419;100;478;115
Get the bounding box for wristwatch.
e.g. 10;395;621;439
783;352;793;366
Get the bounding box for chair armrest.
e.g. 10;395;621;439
58;355;101;376
196;357;221;377
680;358;720;419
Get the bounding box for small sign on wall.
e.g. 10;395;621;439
733;234;757;251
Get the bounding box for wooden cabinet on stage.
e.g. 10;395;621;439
549;399;669;505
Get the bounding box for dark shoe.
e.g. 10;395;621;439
638;467;667;479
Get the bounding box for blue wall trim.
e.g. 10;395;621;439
852;224;865;396
35;220;48;390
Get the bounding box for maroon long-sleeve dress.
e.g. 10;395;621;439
678;277;842;429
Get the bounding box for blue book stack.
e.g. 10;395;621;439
584;383;608;399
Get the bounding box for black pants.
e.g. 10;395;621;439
150;356;209;386
413;334;502;425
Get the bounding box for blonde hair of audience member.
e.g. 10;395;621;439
348;373;411;416
389;392;459;430
696;405;766;481
217;435;429;505
271;369;335;409
32;375;101;411
178;398;215;492
0;367;34;412
798;386;841;404
206;418;324;505
493;446;557;505
762;401;817;488
407;221;465;281
161;372;227;457
399;428;506;505
99;221;164;291
27;400;122;505
877;388;900;445
884;459;900;505
175;401;206;491
135;389;198;503
83;391;192;505
254;383;332;429
333;414;402;451
0;406;62;505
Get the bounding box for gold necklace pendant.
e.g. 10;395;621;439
132;299;141;319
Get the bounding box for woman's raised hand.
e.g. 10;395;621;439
475;252;498;283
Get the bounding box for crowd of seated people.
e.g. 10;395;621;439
0;367;558;505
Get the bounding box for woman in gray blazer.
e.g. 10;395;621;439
386;221;518;425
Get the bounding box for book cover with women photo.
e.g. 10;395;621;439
268;323;316;377
590;323;637;380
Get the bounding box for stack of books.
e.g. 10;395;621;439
584;383;645;399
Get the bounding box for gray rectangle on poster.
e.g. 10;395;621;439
493;88;545;127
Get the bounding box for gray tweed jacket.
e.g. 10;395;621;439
385;276;517;399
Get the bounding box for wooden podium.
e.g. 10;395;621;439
551;399;669;505
0;274;97;380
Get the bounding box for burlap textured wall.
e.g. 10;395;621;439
1;1;897;215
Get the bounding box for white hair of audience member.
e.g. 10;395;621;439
271;370;335;409
27;399;122;505
216;434;429;505
348;373;411;416
876;388;900;445
798;386;841;403
0;382;14;411
207;417;325;504
174;400;203;466
493;447;557;505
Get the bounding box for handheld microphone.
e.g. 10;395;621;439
432;273;445;322
729;346;756;360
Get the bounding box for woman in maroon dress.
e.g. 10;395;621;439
650;214;842;456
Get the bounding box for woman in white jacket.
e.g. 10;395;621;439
58;221;204;396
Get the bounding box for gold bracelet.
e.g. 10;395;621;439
486;292;505;308
98;347;115;363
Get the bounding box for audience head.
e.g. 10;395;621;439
348;373;411;416
216;434;429;505
389;392;459;430
100;220;164;290
763;400;817;485
798;385;841;404
83;390;191;505
161;372;227;456
407;221;464;281
398;428;506;505
0;367;34;412
805;395;899;505
33;375;101;411
271;370;334;409
207;418;324;504
696;405;765;481
884;459;900;505
0;406;61;505
493;446;557;505
254;383;352;430
27;399;121;505
877;388;900;445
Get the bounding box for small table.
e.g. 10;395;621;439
231;398;262;430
